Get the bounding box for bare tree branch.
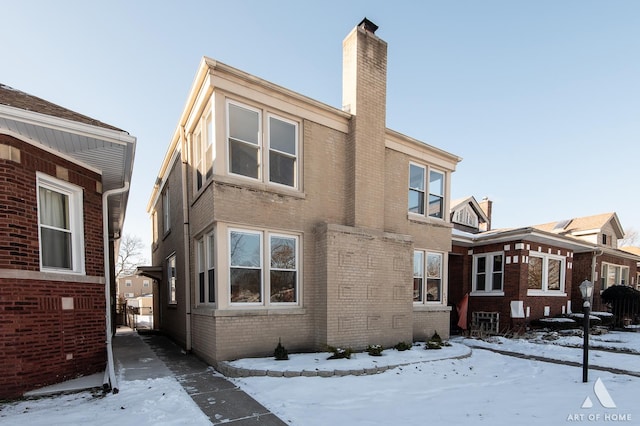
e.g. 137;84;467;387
619;228;639;248
116;234;148;277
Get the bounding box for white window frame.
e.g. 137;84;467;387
125;280;132;287
143;280;150;287
601;262;629;290
228;228;300;307
162;187;170;235
408;162;446;220
226;100;300;190
471;252;504;296
193;112;215;193
36;173;85;274
151;210;158;244
193;130;203;191
167;254;177;305
413;249;444;305
527;252;566;295
267;114;299;188
196;232;216;305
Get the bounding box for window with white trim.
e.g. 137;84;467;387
527;253;565;294
143;280;150;287
193;113;214;192
413;250;443;303
151;210;158;244
167;254;177;305
473;253;504;293
162;187;170;234
36;173;84;274
408;163;446;219
601;262;629;290
229;229;299;305
196;232;215;304
227;101;299;188
125;280;132;287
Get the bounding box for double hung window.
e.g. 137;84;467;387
408;163;445;219
196;232;216;304
229;229;299;305
37;173;84;273
194;114;214;191
527;253;565;294
227;101;298;189
601;263;629;289
473;253;504;294
167;254;177;305
414;250;443;303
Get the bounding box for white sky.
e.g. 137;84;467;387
3;1;639;257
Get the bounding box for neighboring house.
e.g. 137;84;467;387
117;274;153;299
142;19;461;367
0;84;135;399
449;198;640;333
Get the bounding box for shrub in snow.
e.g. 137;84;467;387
366;344;383;356
274;338;289;361
394;341;412;351
326;345;353;360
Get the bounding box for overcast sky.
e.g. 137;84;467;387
3;0;639;257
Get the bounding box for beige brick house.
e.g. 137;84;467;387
145;19;461;365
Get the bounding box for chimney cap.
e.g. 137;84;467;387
358;18;378;34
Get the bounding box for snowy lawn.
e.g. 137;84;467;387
1;331;638;425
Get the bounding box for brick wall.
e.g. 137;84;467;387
0;278;106;399
0;134;106;399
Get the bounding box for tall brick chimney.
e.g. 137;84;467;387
479;197;492;232
342;18;387;230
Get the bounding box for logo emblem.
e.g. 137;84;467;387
581;378;616;409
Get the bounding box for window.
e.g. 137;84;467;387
36;173;84;273
408;163;446;219
162;187;170;234
527;253;565;294
227;101;299;188
601;263;629;290
143;280;150;287
167;254;177;305
414;250;443;303
472;253;503;293
193;114;214;192
152;210;158;243
125;280;132;287
196;232;216;304
229;229;299;305
602;234;608;245
268;115;297;187
453;205;479;228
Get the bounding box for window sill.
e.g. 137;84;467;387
413;304;451;312
526;290;567;297
212;307;307;317
470;291;505;297
407;213;452;228
215;174;306;200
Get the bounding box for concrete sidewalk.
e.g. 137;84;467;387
114;327;286;425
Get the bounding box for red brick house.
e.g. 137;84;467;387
0;84;135;399
449;198;640;333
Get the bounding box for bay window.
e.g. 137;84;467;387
414;250;443;303
197;232;215;304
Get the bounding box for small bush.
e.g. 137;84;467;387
426;341;442;350
326;345;353;360
366;344;383;356
394;341;412;351
274;339;289;361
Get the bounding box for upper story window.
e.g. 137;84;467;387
36;173;85;274
229;228;299;306
472;252;504;294
143;280;150;287
453;205;479;228
196;232;216;305
193;113;214;192
408;163;445;219
151;210;158;244
162;186;170;234
601;262;629;290
167;254;177;305
527;252;565;295
125;280;132;287
413;250;443;304
227;101;299;189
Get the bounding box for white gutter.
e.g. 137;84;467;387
102;182;130;394
180;126;192;352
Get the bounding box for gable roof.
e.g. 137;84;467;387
533;212;624;239
0;83;136;239
450;196;490;224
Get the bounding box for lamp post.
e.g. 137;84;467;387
579;279;594;383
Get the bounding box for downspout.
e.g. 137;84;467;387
102;181;130;394
181;126;192;352
591;248;604;286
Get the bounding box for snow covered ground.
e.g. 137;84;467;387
1;330;638;425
